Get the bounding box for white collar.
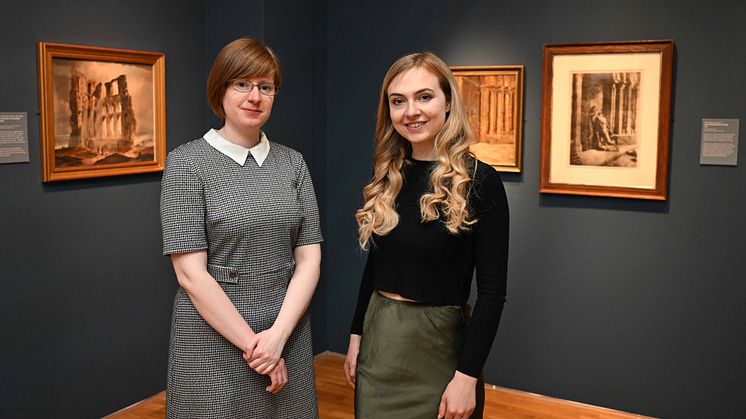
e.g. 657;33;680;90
203;128;270;167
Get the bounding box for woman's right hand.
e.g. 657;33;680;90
244;326;288;375
265;357;288;394
343;334;362;388
243;339;288;394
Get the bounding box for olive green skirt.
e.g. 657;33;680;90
355;292;484;419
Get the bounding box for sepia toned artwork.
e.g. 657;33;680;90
570;72;641;167
37;42;165;182
451;66;524;173
540;40;674;200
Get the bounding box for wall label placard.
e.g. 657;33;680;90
700;118;739;166
0;112;30;164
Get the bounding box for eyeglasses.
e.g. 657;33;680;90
231;80;278;96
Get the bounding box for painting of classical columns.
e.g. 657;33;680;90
452;66;524;172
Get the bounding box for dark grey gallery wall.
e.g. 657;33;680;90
321;1;745;419
0;1;207;417
0;0;325;417
2;1;744;418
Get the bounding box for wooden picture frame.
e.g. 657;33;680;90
540;40;674;200
451;65;524;173
37;42;166;182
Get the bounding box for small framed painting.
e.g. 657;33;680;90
451;65;524;173
37;42;166;182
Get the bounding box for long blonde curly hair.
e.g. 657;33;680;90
356;52;476;249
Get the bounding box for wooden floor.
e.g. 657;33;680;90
106;352;654;419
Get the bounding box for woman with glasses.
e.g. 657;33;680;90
160;37;322;418
344;52;509;419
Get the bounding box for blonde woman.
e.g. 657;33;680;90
344;52;509;419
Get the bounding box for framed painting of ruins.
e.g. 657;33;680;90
451;65;524;172
540;40;674;200
37;42;165;182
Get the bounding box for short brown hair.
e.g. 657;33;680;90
207;37;282;123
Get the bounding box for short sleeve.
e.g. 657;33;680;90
294;156;323;246
160;150;209;255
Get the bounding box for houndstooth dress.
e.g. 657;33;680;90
160;135;322;418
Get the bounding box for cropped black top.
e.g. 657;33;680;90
350;158;509;378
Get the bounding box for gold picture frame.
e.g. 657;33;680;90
540;40;674;200
451;65;524;173
37;42;166;182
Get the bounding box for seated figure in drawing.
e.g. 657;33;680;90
589;106;616;151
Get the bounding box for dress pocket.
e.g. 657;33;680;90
207;264;240;284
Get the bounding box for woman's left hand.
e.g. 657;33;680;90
437;371;477;419
243;326;289;374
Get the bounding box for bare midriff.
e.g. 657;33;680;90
377;290;421;303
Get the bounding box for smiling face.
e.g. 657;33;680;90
222;74;275;136
387;66;450;159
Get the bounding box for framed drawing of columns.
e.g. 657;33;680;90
540;40;674;200
451;65;524;173
37;42;165;182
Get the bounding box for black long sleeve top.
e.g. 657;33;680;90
350;158;509;378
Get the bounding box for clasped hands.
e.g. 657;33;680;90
243;326;289;394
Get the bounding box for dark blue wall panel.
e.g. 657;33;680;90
0;1;207;417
